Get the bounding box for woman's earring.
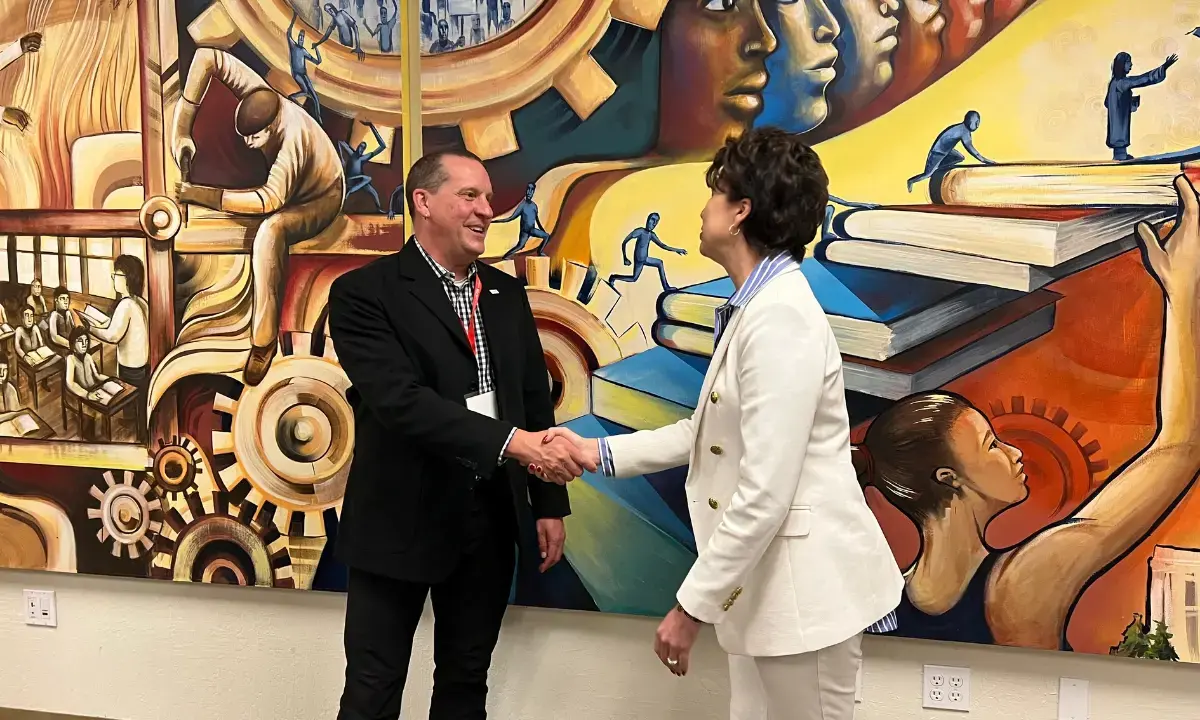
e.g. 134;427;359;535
728;224;741;236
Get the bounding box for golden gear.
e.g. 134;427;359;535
512;255;647;424
210;331;351;541
185;0;670;158
150;435;210;500
151;489;295;588
87;470;163;560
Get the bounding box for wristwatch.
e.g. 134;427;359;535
676;602;701;623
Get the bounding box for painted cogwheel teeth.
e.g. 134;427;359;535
988;396;1109;513
210;331;351;541
87;470;163;560
150;435;208;500
504;255;646;424
186;0;669;159
151;489;295;588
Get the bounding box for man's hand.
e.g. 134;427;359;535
541;426;600;470
2;107;31;132
174;181;222;210
504;429;595;484
655;605;701;676
20;33;41;53
536;518;565;573
622;256;631;266
172;135;196;179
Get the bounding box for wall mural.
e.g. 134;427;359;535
1;0;1200;663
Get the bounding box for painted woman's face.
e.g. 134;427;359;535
947;409;1028;508
658;0;778;158
774;0;841;132
827;0;901;115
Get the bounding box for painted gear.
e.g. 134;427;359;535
87;470;163;560
151;489;294;588
211;331;350;540
508;255;646;424
150;435;209;499
184;0;670;158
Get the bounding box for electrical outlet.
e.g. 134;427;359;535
23;589;56;627
924;665;970;711
1058;678;1089;720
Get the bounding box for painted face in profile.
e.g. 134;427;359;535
657;0;778;158
827;0;901;118
772;0;841;132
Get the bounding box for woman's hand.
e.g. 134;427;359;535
1136;174;1200;307
541;427;600;470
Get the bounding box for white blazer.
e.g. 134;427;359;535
605;265;904;658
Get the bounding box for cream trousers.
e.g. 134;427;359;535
728;632;863;720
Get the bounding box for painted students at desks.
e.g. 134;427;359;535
47;287;76;352
0;361;19;413
15;307;47;361
65;327;112;404
25;278;47;332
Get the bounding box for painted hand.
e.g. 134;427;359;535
1136;174;1200;304
20;32;41;53
1;107;30;132
174;182;222;210
536;517;566;573
172;135;196;179
655;606;701;676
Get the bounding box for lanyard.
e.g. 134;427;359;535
459;274;483;358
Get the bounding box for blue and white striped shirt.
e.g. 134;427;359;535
598;253;897;634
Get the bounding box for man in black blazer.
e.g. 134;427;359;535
329;149;594;719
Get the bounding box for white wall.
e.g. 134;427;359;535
0;569;1197;719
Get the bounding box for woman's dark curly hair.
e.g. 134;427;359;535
704;126;829;262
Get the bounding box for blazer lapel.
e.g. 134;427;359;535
691;305;746;432
395;239;472;355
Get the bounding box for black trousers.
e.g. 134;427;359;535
337;485;516;720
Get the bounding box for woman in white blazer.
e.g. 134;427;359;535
539;127;904;719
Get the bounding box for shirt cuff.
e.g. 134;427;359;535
598;437;615;477
497;426;517;466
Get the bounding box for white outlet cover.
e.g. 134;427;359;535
23;589;56;628
1059;678;1089;720
924;665;971;712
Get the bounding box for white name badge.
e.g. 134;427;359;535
466;390;498;419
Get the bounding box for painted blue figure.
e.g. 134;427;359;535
421;9;436;40
497;183;551;259
339;122;387;213
1105;52;1177;161
470;16;484;46
429;19;464;53
286;11;324;123
366;0;398;52
497;2;513;32
607;213;687;293
823;195;879;239
386;183;404;220
355;0;366;20
907;111;995;192
487;0;499;32
316;2;366;61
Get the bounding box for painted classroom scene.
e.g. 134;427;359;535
2;0;1200;666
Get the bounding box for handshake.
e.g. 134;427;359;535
506;427;598;485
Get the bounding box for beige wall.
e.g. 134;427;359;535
0;569;1197;719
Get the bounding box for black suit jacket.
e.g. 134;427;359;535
328;239;569;584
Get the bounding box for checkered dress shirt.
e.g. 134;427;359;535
413;238;516;464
